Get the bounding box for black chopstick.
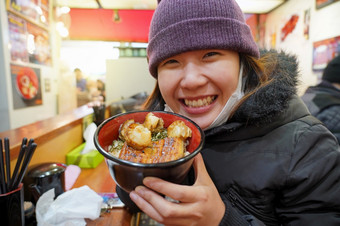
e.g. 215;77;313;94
0;139;6;194
4;138;11;192
11;142;37;190
0;137;37;193
9;138;27;191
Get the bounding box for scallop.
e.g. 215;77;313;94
122;123;152;150
167;120;192;139
143;112;164;132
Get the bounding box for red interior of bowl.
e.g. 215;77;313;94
97;111;202;155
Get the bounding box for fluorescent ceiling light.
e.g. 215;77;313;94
236;0;285;14
56;0;285;14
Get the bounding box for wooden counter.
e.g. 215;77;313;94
0;105;94;168
0;104;132;225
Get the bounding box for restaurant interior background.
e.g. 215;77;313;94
0;0;339;133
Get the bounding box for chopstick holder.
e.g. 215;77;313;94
0;137;37;194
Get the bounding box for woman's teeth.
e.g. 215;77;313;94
184;96;215;108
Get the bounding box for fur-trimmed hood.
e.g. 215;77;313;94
234;49;300;125
206;50;306;139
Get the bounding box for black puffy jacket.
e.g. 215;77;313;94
301;80;340;143
204;51;340;225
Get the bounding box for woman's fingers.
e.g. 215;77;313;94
141;154;212;202
142;177;196;202
130;186;192;223
130;188;164;222
130;185;202;224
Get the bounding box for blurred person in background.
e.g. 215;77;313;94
302;55;340;143
74;68;87;92
74;68;89;106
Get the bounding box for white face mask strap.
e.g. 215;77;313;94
164;104;174;112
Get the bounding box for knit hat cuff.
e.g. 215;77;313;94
147;17;259;78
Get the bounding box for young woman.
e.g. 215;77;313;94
117;0;340;225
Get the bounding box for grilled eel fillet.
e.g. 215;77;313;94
119;137;185;163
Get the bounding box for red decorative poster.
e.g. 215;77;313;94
10;64;43;109
303;9;311;40
281;14;299;42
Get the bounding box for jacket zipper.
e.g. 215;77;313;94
227;188;280;225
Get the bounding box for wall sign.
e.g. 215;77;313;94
27;22;52;66
281;14;299;42
8;12;52;66
8;13;29;63
6;0;49;29
312;35;340;71
10;64;43;109
316;0;340;9
303;9;311;40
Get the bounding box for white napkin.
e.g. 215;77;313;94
81;122;97;154
35;185;103;226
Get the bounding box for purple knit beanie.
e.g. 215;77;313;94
147;0;260;78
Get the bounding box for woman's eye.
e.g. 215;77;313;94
162;59;178;66
204;52;219;58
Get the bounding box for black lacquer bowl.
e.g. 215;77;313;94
94;111;205;193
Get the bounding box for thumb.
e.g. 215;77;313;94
192;153;212;185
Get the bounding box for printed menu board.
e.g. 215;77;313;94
8;13;29;63
27;22;52;66
7;0;49;29
8;12;52;66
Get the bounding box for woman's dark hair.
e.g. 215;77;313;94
143;51;278;115
142;82;165;110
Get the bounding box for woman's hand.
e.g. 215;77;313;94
129;153;225;226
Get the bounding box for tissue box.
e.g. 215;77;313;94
66;143;104;168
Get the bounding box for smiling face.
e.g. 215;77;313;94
157;49;240;130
